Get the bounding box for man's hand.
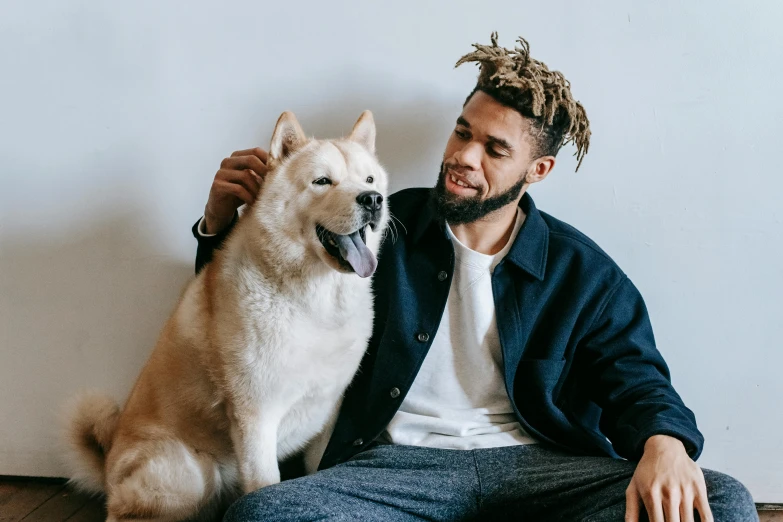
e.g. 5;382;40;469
626;435;713;522
204;148;269;234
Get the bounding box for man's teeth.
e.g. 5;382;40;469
451;174;472;188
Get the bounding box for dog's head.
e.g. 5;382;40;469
254;111;389;278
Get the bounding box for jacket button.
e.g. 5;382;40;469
416;332;429;343
352;438;364;447
390;387;401;398
437;271;448;281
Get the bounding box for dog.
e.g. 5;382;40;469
62;110;389;521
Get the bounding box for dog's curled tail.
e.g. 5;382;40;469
62;392;121;494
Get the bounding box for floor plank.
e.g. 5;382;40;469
0;484;19;510
0;482;65;522
20;487;91;522
63;499;106;522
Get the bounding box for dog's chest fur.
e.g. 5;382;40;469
205;251;373;435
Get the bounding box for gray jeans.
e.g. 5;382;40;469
224;443;757;521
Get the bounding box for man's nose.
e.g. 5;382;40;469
453;141;483;170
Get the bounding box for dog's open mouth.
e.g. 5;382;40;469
316;224;377;278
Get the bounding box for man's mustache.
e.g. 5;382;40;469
443;162;474;179
443;162;467;175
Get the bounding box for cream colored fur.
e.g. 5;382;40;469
62;111;388;521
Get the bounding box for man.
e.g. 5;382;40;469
194;34;756;521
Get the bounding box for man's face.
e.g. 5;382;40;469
435;90;538;224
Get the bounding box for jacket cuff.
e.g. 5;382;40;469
191;212;237;244
195;216;217;237
192;212;238;273
630;421;705;461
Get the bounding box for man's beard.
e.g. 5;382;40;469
433;162;526;225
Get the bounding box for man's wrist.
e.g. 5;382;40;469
203;209;230;236
643;434;686;454
197;216;217;237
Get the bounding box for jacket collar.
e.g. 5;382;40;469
411;190;548;281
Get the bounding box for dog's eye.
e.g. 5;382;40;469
366;176;374;183
313;177;332;186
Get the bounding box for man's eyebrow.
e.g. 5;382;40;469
457;115;514;151
487;135;514;151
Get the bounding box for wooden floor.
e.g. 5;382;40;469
1;477;780;521
0;478;104;522
763;510;783;522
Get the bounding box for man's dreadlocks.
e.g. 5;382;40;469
456;32;591;171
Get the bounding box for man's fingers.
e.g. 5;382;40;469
681;492;696;522
214;180;254;205
215;168;261;196
663;490;681;522
695;489;714;522
220;155;268;177
625;485;641;522
230;147;269;162
642;490;665;522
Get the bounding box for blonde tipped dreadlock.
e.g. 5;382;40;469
456;32;591;171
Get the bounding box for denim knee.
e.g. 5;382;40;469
223;488;275;522
704;469;757;521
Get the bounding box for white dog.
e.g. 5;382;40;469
63;110;389;521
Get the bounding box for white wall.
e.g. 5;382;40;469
1;0;780;502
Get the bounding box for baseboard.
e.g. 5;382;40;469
0;475;67;484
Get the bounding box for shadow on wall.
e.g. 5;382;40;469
0;212;194;408
0;210;195;474
0;78;456;474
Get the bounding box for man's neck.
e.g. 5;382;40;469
448;199;523;256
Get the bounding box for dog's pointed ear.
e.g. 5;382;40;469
270;111;307;161
348;110;376;155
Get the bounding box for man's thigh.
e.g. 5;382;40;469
474;445;757;521
473;444;636;519
223;444;481;522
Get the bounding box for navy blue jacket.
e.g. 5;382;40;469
194;188;704;469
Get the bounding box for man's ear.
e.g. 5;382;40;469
348;110;376;155
525;156;556;185
270;111;307;161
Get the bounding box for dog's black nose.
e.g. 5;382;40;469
357;191;383;212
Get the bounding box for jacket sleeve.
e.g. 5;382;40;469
579;276;704;461
191;213;238;274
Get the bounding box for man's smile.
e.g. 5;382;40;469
445;168;481;196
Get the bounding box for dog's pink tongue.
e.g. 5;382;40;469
335;231;377;278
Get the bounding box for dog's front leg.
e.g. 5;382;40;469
302;398;342;475
229;408;282;493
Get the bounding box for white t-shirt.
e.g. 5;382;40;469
383;209;537;449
